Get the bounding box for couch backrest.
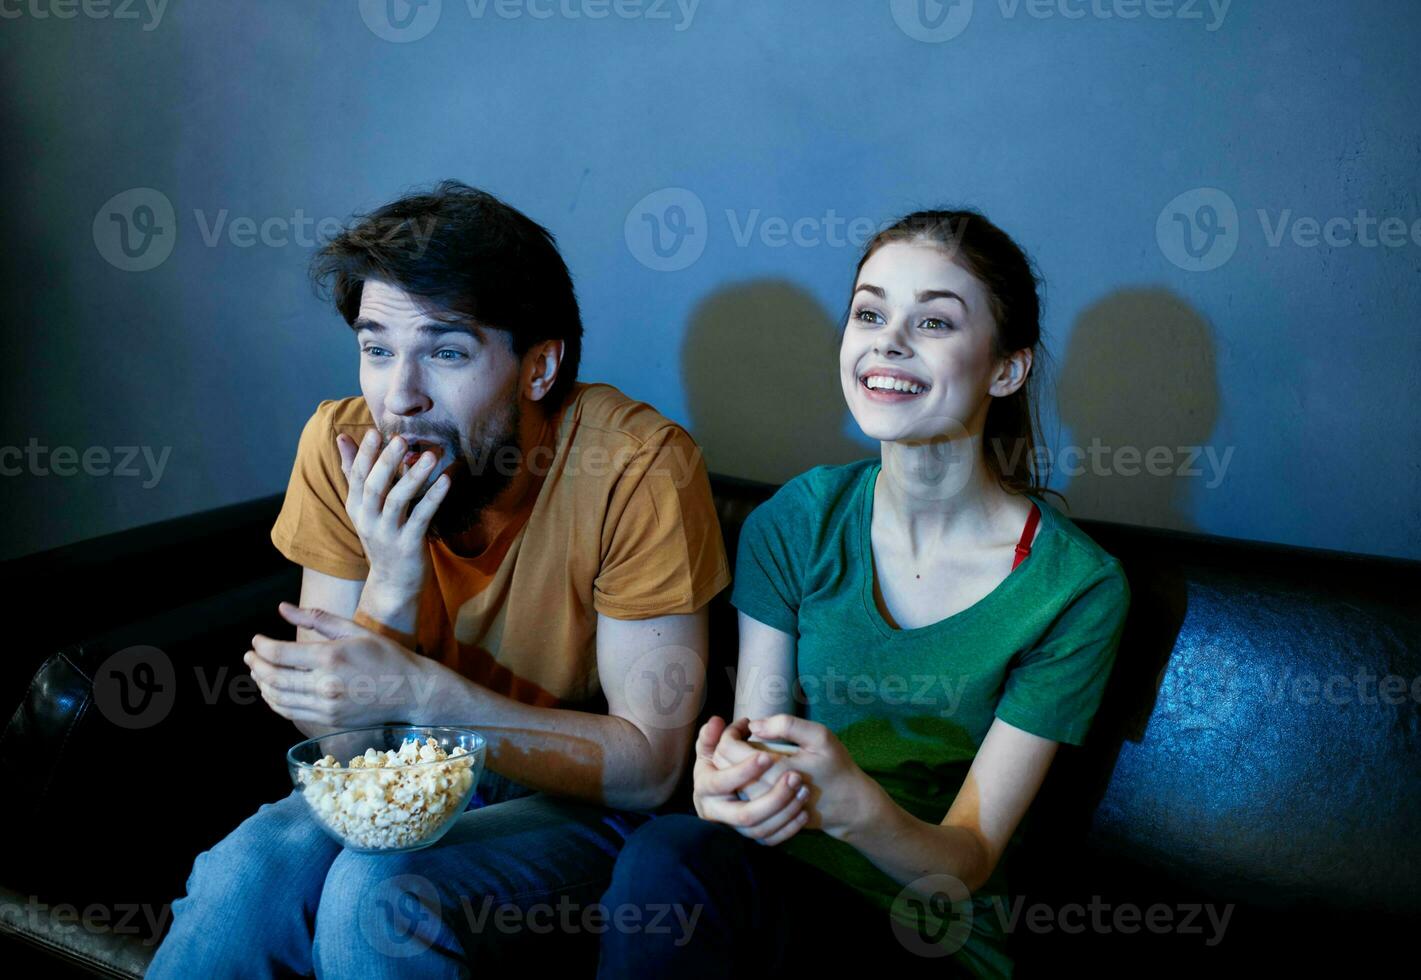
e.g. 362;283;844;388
3;477;1418;936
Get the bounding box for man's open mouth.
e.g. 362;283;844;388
401;440;445;468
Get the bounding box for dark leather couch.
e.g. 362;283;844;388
2;474;1418;976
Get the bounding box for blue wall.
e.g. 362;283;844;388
2;0;1418;560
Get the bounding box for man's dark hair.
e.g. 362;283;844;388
311;179;583;409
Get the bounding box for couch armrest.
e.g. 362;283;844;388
0;567;304;946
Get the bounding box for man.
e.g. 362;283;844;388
147;180;730;976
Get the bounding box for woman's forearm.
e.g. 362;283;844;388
844;789;992;896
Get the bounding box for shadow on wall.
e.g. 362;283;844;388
1055;288;1221;533
681;279;870;483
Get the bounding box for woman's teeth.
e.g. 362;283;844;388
863;375;927;394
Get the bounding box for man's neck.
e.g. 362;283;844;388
448;399;557;558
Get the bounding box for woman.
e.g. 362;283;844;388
597;210;1131;978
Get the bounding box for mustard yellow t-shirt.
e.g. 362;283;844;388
270;382;731;709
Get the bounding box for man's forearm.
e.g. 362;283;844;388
409;659;676;812
357;581;420;640
844;791;992;896
285;584;415;738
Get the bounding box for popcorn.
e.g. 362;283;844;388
296;736;477;850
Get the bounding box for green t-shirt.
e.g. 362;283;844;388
729;459;1130;978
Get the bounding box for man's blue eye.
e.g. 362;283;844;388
360;347;466;360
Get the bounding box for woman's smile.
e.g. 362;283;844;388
858;366;932;403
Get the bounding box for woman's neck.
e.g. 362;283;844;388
876;435;1015;558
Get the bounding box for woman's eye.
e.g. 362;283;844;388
920;318;953;332
854;308;884;325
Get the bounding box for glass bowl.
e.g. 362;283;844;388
287;725;486;853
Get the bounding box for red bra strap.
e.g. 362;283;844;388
1012;502;1041;570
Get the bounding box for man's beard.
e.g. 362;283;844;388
425;395;523;546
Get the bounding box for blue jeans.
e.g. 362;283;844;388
596;814;978;979
147;767;653;978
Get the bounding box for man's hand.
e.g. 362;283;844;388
244;601;447;729
336;427;450;600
